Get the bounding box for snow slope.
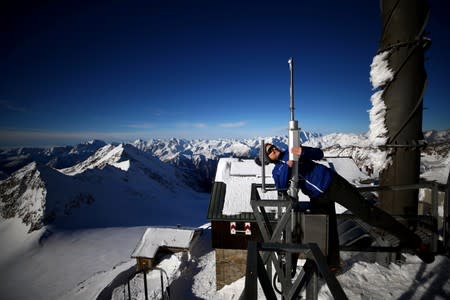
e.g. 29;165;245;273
1;218;449;300
0;219;146;300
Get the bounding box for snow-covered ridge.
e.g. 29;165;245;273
2;130;449;184
0;140;106;180
424;129;450;143
0;142;209;232
0;129;449;233
0;162;54;231
60;144;128;175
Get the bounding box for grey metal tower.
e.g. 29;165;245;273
378;0;430;217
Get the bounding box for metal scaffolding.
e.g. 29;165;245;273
238;183;348;300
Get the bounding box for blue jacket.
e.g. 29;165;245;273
272;146;334;198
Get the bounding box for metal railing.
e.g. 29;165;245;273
240;242;348;300
241;183;348;300
124;267;170;300
241;177;449;299
356;180;448;254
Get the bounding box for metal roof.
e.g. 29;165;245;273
207;181;257;221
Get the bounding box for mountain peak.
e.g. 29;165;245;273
60;144;127;175
0;162;52;231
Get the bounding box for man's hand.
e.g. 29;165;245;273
287;160;294;167
290;146;302;156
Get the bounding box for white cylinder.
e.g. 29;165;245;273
289;120;300;161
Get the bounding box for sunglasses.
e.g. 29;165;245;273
265;145;277;155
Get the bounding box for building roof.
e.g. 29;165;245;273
131;227;198;259
326;157;369;184
207;158;279;221
207;157;370;220
207;181;258;221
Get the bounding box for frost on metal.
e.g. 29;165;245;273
370;50;394;89
368;91;388;146
368;50;394;171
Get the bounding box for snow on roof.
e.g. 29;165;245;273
217;157;368;216
131;227;197;259
215;158;280;215
215;158;271;182
229;159;271;177
327;157;368;184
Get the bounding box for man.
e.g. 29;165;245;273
256;143;435;269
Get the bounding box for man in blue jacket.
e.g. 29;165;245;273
258;143;434;270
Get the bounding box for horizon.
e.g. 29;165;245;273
1;128;448;150
1;1;449;148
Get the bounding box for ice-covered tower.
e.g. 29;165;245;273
370;0;430;216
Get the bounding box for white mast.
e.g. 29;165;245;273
288;57;299;200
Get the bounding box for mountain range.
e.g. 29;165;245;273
0;130;449;299
0;143;210;233
1;130;449;234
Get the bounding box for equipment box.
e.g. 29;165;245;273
301;214;329;255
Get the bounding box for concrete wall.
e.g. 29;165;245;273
215;248;247;290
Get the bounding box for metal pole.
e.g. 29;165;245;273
160;269;164;300
446;171;450;254
305;260;318;300
378;0;430;217
287;58;299;200
287;57;300;295
127;280;131;300
289;57;295;122
261;139;266;193
144;271;149;300
431;182;439;252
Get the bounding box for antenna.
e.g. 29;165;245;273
288;57;295;121
288;57;299;199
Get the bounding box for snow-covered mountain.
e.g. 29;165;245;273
0;143;210;233
423;129;450;143
131;137;261;190
1;130;448;234
132;130;449;184
0;140;106;180
0;130;449;300
2;130;449;185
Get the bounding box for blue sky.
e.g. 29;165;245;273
1;1;449;147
